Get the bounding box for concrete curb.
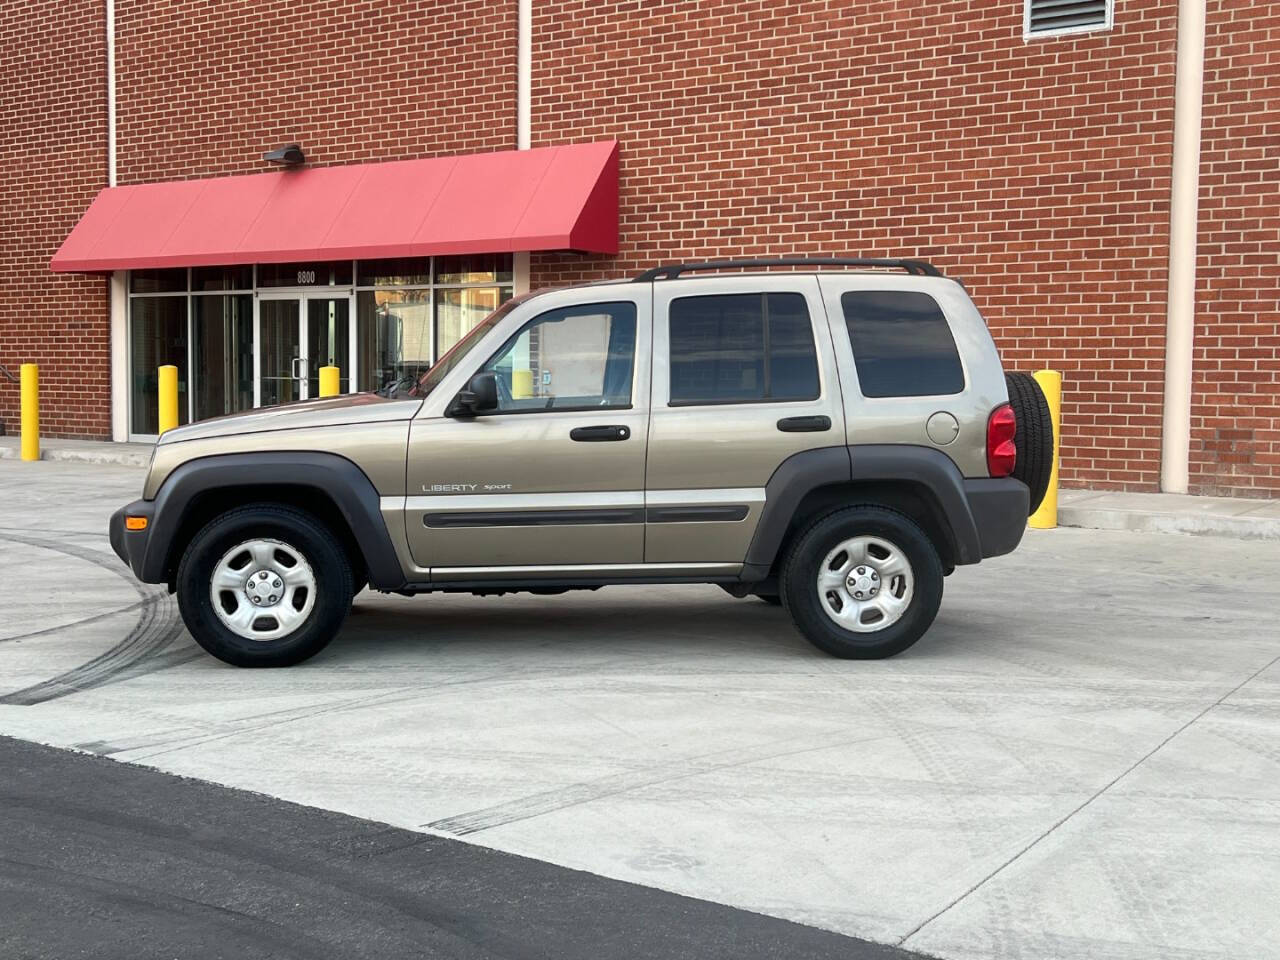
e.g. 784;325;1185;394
1058;490;1280;541
0;437;152;468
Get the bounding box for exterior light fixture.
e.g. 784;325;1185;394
263;143;305;167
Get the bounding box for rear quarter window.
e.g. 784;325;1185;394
840;290;964;398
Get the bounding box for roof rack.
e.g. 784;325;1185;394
633;257;943;282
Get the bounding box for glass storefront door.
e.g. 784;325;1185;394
257;295;353;406
306;297;350;397
258;299;303;406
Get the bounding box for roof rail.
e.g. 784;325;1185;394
633;257;943;282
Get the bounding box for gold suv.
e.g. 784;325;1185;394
111;259;1052;667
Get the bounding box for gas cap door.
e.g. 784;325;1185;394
926;411;960;446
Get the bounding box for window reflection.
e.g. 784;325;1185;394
357;289;433;393
130;296;189;433
435;286;511;356
193;294;253;419
434;254;513;285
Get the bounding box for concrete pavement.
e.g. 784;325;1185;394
0;457;1277;959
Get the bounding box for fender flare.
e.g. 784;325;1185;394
140;452;405;590
742;444;983;577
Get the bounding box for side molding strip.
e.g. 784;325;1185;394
424;508;645;528
645;505;749;523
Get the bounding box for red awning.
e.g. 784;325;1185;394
51;141;618;272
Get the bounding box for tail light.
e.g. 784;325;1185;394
987;403;1017;477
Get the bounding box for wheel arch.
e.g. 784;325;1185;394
141;452;404;591
743;444;983;579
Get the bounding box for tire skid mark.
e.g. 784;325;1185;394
0;599;148;645
0;532;186;706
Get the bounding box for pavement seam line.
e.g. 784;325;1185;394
896;650;1280;947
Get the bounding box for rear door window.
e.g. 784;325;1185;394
840;291;964;397
668;292;820;405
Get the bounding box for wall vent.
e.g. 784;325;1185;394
1026;0;1111;37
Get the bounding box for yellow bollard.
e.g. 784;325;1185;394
318;366;340;397
158;364;179;434
1028;369;1062;529
20;363;39;461
511;368;534;399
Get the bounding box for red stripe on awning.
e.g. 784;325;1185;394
51;141;619;272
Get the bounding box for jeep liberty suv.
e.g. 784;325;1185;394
110;258;1053;667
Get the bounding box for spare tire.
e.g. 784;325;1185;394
1004;372;1053;515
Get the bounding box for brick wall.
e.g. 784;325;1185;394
530;0;1180;491
0;0;109;439
5;0;1276;496
1190;0;1280;497
115;0;516;184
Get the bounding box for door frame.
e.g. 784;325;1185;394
253;288;358;406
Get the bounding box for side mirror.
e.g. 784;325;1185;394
450;371;498;417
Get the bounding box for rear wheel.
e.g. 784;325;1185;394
780;505;943;659
176;504;353;667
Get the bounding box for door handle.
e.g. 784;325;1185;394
570;425;631;442
776;415;831;433
291;357;307;381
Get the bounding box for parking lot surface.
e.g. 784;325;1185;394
2;735;911;960
1;458;1277;959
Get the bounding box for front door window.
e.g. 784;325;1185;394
481;302;637;412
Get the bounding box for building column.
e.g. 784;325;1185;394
107;0;124;440
514;0;533;294
110;271;128;441
517;0;531;151
1160;0;1208;494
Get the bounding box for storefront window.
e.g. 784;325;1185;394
130;295;189;434
435;254;513;284
436;286;511;357
357;289;432;394
356;258;431;287
192;295;253;420
130;268;186;294
127;255;516;435
192;266;253;291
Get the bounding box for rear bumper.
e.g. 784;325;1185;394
962;478;1028;560
109;499;156;582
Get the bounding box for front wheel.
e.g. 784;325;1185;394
176;504;354;667
780;505;943;659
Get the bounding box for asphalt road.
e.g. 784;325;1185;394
0;735;919;960
1;458;1278;959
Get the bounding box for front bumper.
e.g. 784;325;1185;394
962;477;1029;560
109;499;156;581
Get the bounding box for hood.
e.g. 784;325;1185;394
158;392;423;444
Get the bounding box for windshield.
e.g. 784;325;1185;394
405;294;531;399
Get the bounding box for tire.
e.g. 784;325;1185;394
175;503;354;667
1004;372;1053;515
780;505;943;659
